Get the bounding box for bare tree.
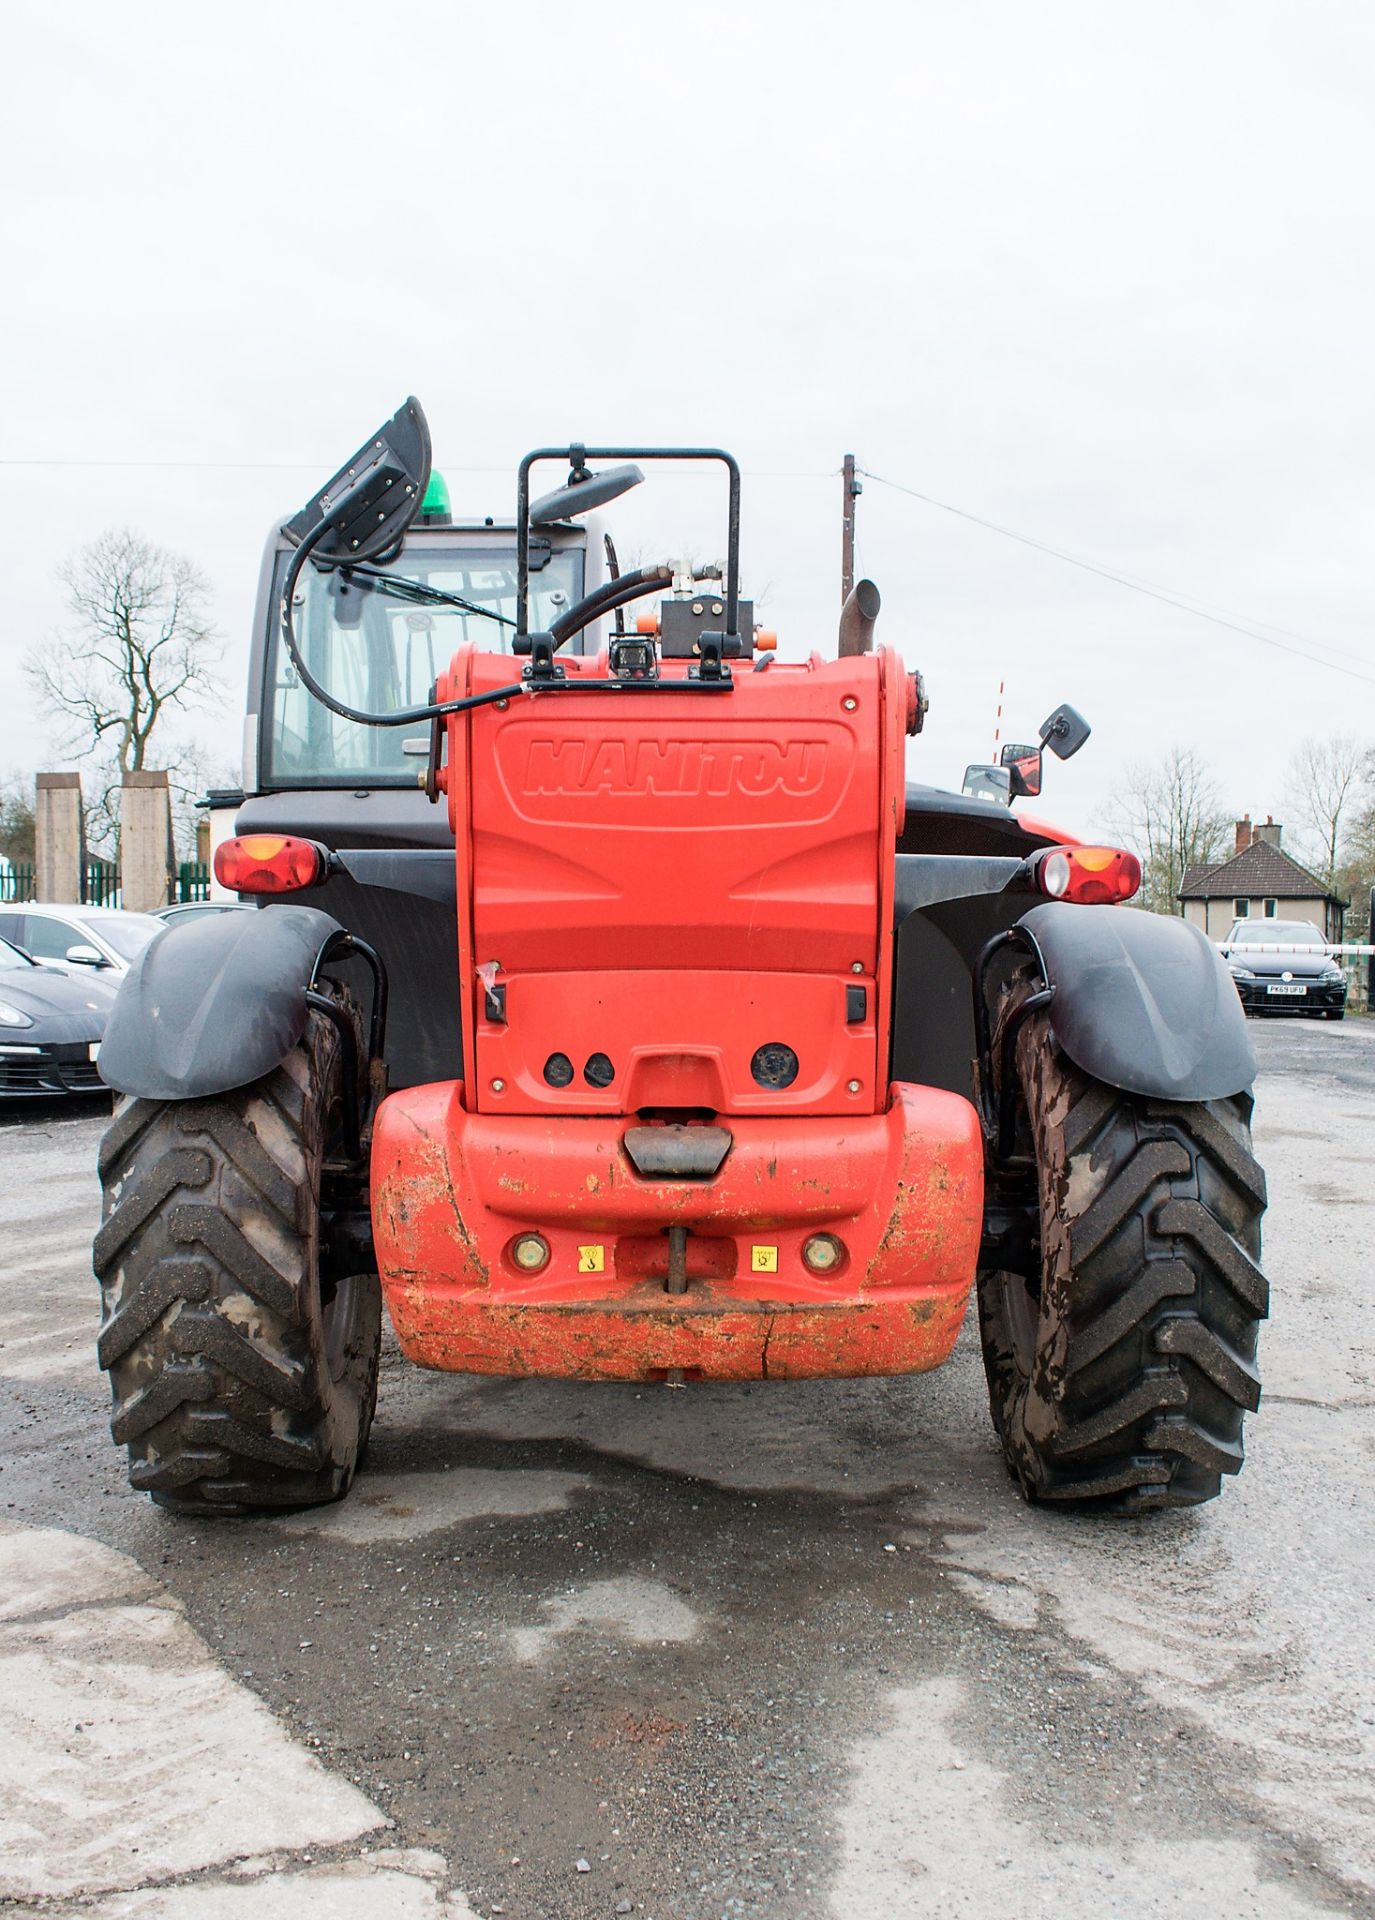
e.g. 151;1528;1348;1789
1282;734;1368;886
0;774;35;865
26;528;221;853
1108;745;1231;916
1332;752;1375;939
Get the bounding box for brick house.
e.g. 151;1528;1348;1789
1178;815;1348;941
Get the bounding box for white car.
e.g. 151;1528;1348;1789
0;904;164;976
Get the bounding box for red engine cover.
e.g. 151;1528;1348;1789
439;647;908;1118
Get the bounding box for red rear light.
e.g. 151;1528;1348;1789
214;834;328;895
1038;845;1141;905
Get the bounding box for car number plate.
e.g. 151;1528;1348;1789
88;1042;101;1061
1266;983;1306;996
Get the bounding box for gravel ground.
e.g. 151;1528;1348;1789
0;1018;1372;1918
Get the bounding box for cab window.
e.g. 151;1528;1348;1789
263;543;582;787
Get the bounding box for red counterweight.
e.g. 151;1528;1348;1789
447;645;908;1116
371;643;985;1379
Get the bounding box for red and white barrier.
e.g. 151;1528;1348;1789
1215;943;1375;956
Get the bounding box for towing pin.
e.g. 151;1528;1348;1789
666;1224;688;1295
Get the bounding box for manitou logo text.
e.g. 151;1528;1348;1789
524;737;828;799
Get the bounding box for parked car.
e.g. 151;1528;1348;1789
152;902;254;926
1221;918;1347;1018
0;934;117;1098
0;904;164;976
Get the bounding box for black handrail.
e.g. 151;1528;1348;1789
515;446;742;646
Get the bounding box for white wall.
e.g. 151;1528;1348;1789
207;807;240;902
1184;895;1332;939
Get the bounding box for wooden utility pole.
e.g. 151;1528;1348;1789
841;454;861;604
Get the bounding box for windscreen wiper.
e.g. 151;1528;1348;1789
336;564;517;628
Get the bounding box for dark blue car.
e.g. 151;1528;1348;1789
1222;919;1348;1019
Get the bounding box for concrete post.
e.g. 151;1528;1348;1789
120;771;174;912
34;773;84;903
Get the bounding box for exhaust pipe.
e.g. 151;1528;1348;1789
838;578;881;657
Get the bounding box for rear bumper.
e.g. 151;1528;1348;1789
371;1082;984;1380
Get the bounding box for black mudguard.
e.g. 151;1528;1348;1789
1018;902;1255;1102
99;905;345;1101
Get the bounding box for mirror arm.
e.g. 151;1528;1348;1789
515;446;742;644
1038;702;1092;761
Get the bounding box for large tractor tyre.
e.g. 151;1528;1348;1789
978;987;1268;1514
93;994;381;1515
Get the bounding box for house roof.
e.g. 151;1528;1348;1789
1178;839;1348;906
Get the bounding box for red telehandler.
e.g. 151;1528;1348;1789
94;401;1266;1518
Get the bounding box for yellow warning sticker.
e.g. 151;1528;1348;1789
577;1245;606;1273
751;1245;779;1273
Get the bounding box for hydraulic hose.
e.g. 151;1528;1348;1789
603;531;625;636
548;563;725;647
549;566;673;645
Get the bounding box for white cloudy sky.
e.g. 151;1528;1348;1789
1;0;1371;840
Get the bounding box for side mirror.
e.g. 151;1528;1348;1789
281;396;432;567
1000;742;1043;798
1039;703;1091;761
65;943;107;967
962;764;1013;806
530;462;644;526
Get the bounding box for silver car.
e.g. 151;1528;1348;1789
0;904;164;976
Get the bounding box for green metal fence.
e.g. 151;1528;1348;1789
0;857;209;907
0;861;34;903
84;858;120;906
1;860;122;904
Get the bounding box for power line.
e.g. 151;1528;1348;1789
0;457;510;473
0;457;836;478
11;450;1363;684
861;467;1375;687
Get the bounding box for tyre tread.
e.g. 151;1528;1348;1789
94;1000;379;1515
977;988;1268;1515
